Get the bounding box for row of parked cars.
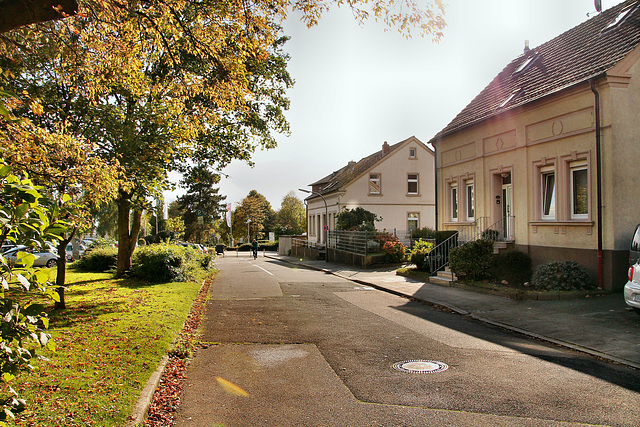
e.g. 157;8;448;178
1;238;96;268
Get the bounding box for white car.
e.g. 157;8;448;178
624;261;640;316
3;246;59;268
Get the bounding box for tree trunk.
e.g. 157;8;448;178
54;226;76;310
0;0;78;34
117;192;142;275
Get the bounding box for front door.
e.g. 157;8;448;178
501;174;513;240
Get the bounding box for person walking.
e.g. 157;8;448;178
251;239;258;259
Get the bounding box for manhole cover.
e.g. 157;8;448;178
393;360;449;374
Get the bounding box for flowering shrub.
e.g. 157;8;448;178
409;239;435;271
383;240;406;263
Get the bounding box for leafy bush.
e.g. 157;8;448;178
491;250;532;285
481;229;500;241
131;243;211;283
238;243;251;252
435;230;458;245
336;207;381;231
383;240;406;263
449;239;494;280
74;246;118;272
411;227;437;240
531;261;593;291
409;239;435;271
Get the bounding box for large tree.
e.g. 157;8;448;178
177;164;226;243
233;190;274;242
276;191;306;236
1;0;446;273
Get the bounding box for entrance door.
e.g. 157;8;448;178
501;174;513;240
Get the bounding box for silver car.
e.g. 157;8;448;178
3;245;58;268
624;261;640;315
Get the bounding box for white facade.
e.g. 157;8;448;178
305;136;436;244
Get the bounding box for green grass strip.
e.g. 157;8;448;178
11;269;204;426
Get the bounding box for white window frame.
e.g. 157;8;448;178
466;181;475;221
407;174;419;195
570;162;589;219
369;173;381;195
541;165;556;220
407;212;419;233
451;184;458;222
409;148;417;159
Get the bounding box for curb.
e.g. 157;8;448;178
266;255;640;370
127;355;169;426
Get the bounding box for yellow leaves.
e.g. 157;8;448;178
215;377;249;397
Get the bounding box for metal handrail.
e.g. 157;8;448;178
425;216;514;273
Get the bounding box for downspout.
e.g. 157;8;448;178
590;79;604;289
434;142;439;232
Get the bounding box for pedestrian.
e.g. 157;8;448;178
251;239;258;259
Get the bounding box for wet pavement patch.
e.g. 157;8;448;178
393;360;449;374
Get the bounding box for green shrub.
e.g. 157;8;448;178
131;243;211;283
409;239;435;271
74;246;118;272
481;229;500;241
449;239;494;281
491;250;532;285
531;261;593;291
383;240;406;263
435;230;458;245
411;227;436;240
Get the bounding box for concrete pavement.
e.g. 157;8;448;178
266;254;640;370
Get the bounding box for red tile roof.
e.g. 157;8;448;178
433;0;640;140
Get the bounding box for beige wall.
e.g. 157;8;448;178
434;47;640;290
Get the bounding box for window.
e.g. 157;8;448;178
408;213;419;233
466;181;475;220
571;164;588;219
541;167;556;219
407;174;419;195
369;173;381;194
409;148;416;158
451;184;458;222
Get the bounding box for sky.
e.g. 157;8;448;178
165;0;626;212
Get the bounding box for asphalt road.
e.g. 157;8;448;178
176;254;640;426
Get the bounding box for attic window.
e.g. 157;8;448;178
498;89;521;109
604;4;638;31
513;53;538;75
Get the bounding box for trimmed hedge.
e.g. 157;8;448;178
131;243;213;283
449;239;494;281
531;261;593;291
491;250;532;286
73;246;118;272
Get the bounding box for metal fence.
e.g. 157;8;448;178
326;229;412;256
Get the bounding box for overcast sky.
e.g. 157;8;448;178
165;0;625;211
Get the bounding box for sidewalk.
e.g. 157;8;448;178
266;254;640;370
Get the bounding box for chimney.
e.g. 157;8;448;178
524;40;530;53
382;141;390;155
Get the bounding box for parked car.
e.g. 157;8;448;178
625;261;640;316
631;224;640;266
65;243;86;261
3;245;59;268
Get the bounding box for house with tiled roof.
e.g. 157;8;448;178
303;136;435;245
430;0;640;290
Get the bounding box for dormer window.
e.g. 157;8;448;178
512;52;538;75
604;4;638;31
499;89;521;109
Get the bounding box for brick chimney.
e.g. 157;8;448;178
382;141;390;155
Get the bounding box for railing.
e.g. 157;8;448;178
326;229;412;256
424;216;514;272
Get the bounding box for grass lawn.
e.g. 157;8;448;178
10;268;205;427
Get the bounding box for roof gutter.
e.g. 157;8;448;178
590;79;604;289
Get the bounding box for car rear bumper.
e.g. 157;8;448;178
624;280;640;309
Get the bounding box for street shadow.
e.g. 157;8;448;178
391;295;640;393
